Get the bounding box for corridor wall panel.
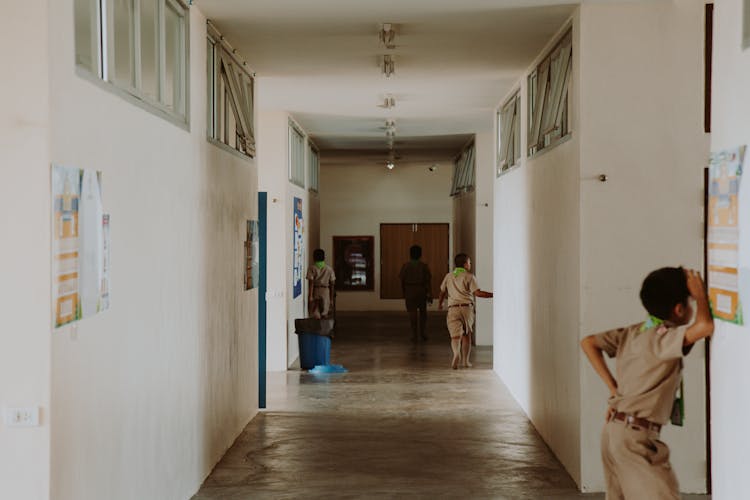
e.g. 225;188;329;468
708;0;750;497
0;2;52;499
48;4;259;500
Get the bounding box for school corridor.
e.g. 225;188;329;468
3;0;750;499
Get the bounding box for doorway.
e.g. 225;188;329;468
380;223;449;299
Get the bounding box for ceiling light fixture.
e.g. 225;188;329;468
379;23;396;49
378;94;396;109
386;160;395;170
382;55;395;78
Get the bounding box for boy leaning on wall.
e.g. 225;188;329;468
580;267;714;499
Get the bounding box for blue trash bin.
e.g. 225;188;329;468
295;318;334;370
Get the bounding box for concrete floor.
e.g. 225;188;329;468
193;311;709;499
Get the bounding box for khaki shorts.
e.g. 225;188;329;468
601;419;679;499
446;306;474;338
312;288;331;316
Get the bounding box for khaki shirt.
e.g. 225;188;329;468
440;271;479;306
399;260;432;301
306;264;335;289
594;322;686;424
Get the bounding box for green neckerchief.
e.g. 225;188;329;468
315;261;325;269
453;267;466;277
410;259;420;263
640;314;664;332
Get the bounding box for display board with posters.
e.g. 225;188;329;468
292;197;303;298
707;146;745;325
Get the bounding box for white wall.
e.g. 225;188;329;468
494;14;583;484
48;5;259;500
578;1;709;492
256;109;316;369
320;161;453;311
709;0;750;497
494;2;708;491
474;131;495;346
0;2;51;499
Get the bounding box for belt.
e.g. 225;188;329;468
449;303;472;308
611;411;661;432
313;285;329;288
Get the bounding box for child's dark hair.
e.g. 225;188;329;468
409;245;422;259
639;267;689;320
454;253;469;268
313;248;325;262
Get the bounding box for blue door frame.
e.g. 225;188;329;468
258;192;268;408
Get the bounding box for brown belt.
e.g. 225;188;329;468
612;411;661;432
449;303;472;308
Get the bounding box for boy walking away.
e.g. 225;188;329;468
438;253;493;369
581;267;714;499
306;249;336;319
399;245;432;342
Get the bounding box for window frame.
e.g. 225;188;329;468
308;144;320;193
497;92;521;177
75;0;190;128
451;142;476;196
206;23;256;160
527;28;572;158
288;122;306;188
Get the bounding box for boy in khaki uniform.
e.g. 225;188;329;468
581;267;714;499
306;248;336;319
438;253;493;369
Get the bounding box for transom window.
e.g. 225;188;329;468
497;92;521;176
289;123;306;188
308;145;320;193
207;23;255;158
527;29;572;156
74;0;190;124
451;142;476;196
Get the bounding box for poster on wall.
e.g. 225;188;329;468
245;220;259;290
292;197;304;298
51;165;109;328
707;146;745;325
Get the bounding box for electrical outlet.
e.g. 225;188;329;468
4;407;40;427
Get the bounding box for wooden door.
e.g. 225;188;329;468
380;223;449;299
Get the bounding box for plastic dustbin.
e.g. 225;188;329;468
295;318;335;370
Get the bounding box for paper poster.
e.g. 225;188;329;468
707;146;745;325
293;197;303;298
245;220;259;290
52;165;109;328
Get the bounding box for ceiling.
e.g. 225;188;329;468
196;0;578;164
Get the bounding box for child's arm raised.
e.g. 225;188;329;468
683;269;714;346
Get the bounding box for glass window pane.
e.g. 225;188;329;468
164;2;184;113
207;39;215;137
113;0;135;88
139;0;158;101
75;0;98;72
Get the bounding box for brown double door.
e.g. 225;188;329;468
380;223;450;299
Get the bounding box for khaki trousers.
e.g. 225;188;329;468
601;419;679;500
312;288;331;316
